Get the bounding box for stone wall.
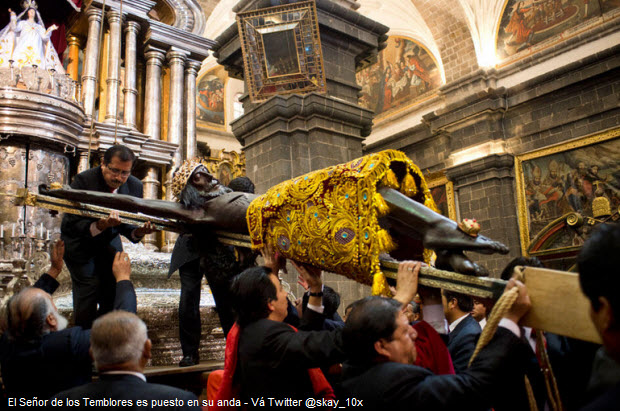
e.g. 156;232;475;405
367;44;620;277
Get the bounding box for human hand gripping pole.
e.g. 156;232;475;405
96;210;122;231
393;261;421;307
291;261;323;307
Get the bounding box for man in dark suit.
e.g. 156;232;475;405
226;259;346;402
169;167;258;367
51;310;200;410
577;223;620;410
500;256;598;411
339;275;532;410
442;289;481;372
0;241;137;399
61;145;155;329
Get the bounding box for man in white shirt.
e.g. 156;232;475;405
441;289;482;373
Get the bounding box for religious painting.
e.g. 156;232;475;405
202;150;246;187
425;172;457;221
217;162;233;187
263;30;301;78
515;128;620;255
236;1;327;102
356;36;441;120
496;0;612;60
196;66;226;128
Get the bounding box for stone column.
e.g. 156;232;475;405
142;46;166;250
77;151;90;173
66;35;81;82
123;21;140;129
143;47;165;140
104;10;123;123
163;49;187;252
81;8;103;118
184;60;202;160
141;168;160;250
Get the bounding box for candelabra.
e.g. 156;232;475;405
0;221;53;283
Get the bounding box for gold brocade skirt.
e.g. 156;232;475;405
247;150;438;295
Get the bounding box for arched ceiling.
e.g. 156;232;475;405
198;0;500;83
195;0;619;85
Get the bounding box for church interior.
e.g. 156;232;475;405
0;0;619;398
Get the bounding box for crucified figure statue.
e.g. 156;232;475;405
41;154;507;277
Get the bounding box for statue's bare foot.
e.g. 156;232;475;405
423;218;509;255
376;187;508;256
435;250;489;277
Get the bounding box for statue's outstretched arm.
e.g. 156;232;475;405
41;186;205;223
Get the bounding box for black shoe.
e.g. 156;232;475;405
179;353;199;367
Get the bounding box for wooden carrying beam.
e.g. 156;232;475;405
14;190;601;343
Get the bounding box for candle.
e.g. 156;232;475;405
21;224;24;235
47;230;50;241
40;223;44;238
12;223;15;237
1;224;3;238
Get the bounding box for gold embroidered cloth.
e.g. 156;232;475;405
246;150;438;295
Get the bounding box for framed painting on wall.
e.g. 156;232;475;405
515;128;620;256
425;172;457;221
196;66;227;129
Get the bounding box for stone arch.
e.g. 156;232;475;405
412;0;479;83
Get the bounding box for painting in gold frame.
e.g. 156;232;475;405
425;172;456;221
196;66;227;129
202;149;247;187
515;128;620;256
236;1;327;102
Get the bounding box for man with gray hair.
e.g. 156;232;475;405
0;241;137;399
52;311;200;409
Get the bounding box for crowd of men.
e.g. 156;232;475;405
0;145;618;410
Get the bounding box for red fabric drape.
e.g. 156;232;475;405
49;22;67;62
209;322;335;411
413;320;455;375
48;1;82;66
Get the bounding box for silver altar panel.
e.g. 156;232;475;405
25;146;69;238
0;144;27;231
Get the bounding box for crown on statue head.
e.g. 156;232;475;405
21;0;38;10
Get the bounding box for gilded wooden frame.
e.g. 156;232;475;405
201;150;247;187
236;1;327;102
425;172;456;221
515;127;620;255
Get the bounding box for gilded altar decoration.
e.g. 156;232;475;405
247;150;438;295
236;0;327;102
202;150;246;188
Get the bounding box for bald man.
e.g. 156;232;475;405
52;311;200;409
0;241;137;399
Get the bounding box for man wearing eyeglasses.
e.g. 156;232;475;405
61;145;156;329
